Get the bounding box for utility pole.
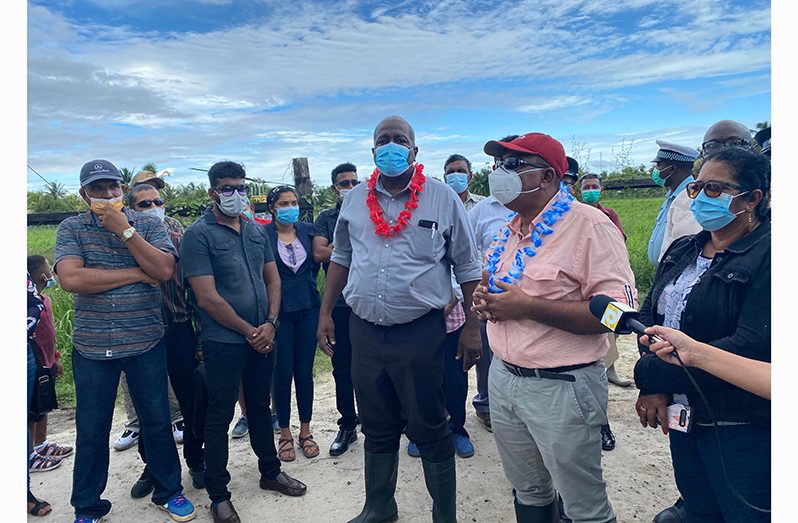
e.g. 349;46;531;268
292;157;314;222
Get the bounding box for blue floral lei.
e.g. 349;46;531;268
483;182;574;293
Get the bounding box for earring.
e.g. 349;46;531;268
748;211;753;224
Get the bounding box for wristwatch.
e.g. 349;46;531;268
120;226;136;242
266;317;280;329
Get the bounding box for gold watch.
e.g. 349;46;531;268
121;226;136;242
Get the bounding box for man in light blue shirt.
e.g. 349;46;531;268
646;141;701;266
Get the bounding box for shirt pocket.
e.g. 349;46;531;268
409;223;446;263
213;240;239;271
518;262;568;300
246;234;267;267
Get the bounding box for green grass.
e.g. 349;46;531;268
27;197;660;406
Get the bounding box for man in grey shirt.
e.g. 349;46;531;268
317;116;482;523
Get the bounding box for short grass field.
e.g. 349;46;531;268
26;196;660;406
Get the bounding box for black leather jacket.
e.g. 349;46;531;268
634;221;771;425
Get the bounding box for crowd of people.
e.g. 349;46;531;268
26;116;771;523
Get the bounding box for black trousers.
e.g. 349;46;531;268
443;325;468;437
331;306;358;430
350;309;454;463
138;321;204;470
201;340;281;503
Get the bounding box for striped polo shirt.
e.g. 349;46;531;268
54;209;177;359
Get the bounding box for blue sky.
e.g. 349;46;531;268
26;0;771;191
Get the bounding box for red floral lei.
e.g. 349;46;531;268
366;163;426;237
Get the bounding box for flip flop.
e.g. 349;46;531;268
27;490;52;517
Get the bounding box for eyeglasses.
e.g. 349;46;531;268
701;138;751;155
285;243;297;265
685;180;744;199
135;198;164;209
496;157;549;172
214;185;249;197
335;179;360;189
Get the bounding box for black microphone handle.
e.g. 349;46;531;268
627;318;664;344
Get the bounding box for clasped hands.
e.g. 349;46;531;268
246;323;276;354
470;269;530;323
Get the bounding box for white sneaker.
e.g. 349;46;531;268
113;429;140;451
173;421;184;445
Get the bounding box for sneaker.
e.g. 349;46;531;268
475;411;492;432
272;413;280;434
113;429;140;451
173;420;185;445
453;433;475;458
130;468;154;499
407;441;420;458
231;415;249;439
29;453;62;473
189;465;206;490
158;491;196;522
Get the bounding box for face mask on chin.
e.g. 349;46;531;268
488;166;540;205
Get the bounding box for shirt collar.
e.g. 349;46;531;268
374;172;413;197
667;175;695;199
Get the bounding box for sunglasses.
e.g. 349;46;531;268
336;179;360;189
496;157;549;172
685;180;745;199
214;185;249;197
135;198;164;209
701;138;751;155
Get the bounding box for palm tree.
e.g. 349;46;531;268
119;167;135;185
45;181;66;199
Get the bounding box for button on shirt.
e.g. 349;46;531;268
54;209;177;359
486;201;637;369
180;208;275;344
647;176;694;266
330;174;482;326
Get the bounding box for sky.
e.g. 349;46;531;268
25;0;772;192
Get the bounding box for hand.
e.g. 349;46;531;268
317;312;336;357
97;208;131;238
642;326;696;367
248;323;276;353
194;350;204;363
635;394;670;435
53;360;64;378
137;268;159;287
472;278;529;322
470;269;495;322
444;299;457;318
456;324;482;371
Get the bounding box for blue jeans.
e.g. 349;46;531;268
274;307;319;428
27;342;36;492
670;424;771;522
70;339;182;518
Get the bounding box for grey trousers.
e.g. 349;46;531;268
489;357;616;523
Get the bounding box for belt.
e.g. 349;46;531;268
501;360;597;382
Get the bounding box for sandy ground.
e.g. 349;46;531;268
29;334;679;522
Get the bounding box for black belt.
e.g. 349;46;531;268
501;360;597;382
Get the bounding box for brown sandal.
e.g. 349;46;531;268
278;437;295;462
299;434;320;458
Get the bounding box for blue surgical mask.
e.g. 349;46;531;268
276;206;300;225
445;172;469;194
375;142;412;177
690;190;749;231
44;275;57;288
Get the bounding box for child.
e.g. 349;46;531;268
27;255;73;472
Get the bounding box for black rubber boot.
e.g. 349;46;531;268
514;492;560;523
653;498;686;523
421;456;457;523
348;451;399;523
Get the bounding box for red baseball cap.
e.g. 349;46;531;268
484;133;568;178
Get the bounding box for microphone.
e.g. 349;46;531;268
588;294;663;344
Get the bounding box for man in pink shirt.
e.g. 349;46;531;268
472;133;636;523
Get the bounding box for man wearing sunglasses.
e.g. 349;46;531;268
131;170;186;235
124;183;208;498
311;162;361;458
181;161;307;523
646;141;702;267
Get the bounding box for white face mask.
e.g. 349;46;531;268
217;191;247;217
141;206;166;222
488;166;540;205
338;188;351;199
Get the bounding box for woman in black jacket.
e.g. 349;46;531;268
265;186;321;462
635;147;770;522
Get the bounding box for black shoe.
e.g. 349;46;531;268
557;492;572;522
330;428;357;457
189;465;206;490
259;471;307;497
653;498;686;523
130;468;154;499
601;424;616;451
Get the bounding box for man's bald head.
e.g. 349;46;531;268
703;120;752;144
373;115;415;146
